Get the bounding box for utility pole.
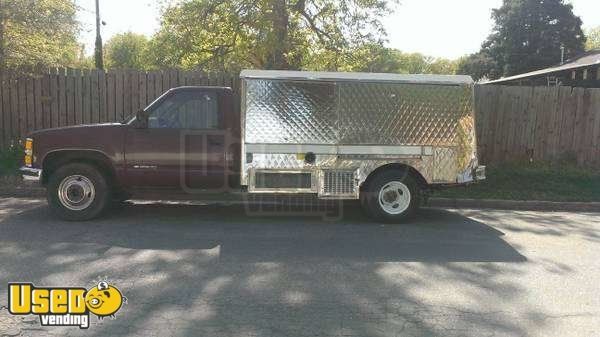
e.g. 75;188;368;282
94;0;104;70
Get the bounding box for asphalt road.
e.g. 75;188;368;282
1;197;599;337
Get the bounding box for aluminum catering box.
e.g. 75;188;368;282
240;70;485;199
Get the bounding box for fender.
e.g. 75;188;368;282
41;149;123;187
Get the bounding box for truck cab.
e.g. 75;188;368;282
22;86;240;220
124;86;240;192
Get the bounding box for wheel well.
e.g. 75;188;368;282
41;150;117;187
360;163;429;192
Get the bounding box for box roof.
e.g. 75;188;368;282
240;70;473;86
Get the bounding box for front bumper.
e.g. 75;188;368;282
456;165;486;184
20;166;42;182
474;165;486;181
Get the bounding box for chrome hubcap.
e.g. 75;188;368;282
378;181;411;215
57;175;95;211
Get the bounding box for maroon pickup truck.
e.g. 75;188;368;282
21;70;485;222
21;86;240;220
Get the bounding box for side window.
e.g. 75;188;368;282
148;91;219;129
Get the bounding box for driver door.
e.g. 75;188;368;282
124;89;227;191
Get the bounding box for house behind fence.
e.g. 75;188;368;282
1;69;600;169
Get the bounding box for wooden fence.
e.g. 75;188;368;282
0;69;241;147
2;69;600;168
475;85;600;168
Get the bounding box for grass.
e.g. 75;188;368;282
435;162;600;202
0;145;23;177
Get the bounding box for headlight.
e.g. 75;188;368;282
24;138;33;167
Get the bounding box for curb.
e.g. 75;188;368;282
429;198;600;212
1;187;600;213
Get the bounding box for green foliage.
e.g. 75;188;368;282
436;162;600;202
105;32;151;70
475;0;585;80
0;0;80;71
148;0;397;71
0;145;22;177
586;26;600;50
456;52;499;81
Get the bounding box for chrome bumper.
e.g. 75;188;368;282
456;165;486;184
20;167;42;182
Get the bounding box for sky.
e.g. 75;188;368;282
77;0;600;60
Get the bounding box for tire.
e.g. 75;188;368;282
47;163;111;221
361;169;421;223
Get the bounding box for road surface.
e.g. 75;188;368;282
0;197;599;337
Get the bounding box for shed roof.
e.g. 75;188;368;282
486;49;600;84
240;70;473;86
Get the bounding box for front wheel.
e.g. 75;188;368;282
47;163;110;221
361;170;421;223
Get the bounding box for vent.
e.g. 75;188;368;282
322;170;356;196
255;172;312;189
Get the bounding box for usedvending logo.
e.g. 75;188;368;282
7;280;126;329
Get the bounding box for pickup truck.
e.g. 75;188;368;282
21;70;485;222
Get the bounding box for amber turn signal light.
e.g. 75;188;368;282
24;138;33;167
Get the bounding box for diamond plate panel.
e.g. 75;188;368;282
337;83;473;146
242;76;479;189
245;80;337;144
433;147;458;182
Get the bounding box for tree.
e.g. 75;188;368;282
0;0;79;72
456;52;499;81
482;0;585;79
586;27;600;50
105;32;150;70
148;0;396;71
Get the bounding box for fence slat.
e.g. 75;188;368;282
99;70;107;123
106;72;115;123
10;78;19;144
139;71;147;109
90;70;100;123
33;75;42;131
590;90;600;167
19;78;28;138
118;70;126;120
57;69;66;127
67;69;76;126
72;69;81;125
41;72;51;129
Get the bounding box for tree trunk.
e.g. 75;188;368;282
267;0;289;70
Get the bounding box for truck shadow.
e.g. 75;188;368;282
0;199;537;337
0;200;525;263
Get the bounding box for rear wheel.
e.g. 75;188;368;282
361;169;421;223
47;163;110;221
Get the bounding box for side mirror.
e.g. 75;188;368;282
134;110;147;128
